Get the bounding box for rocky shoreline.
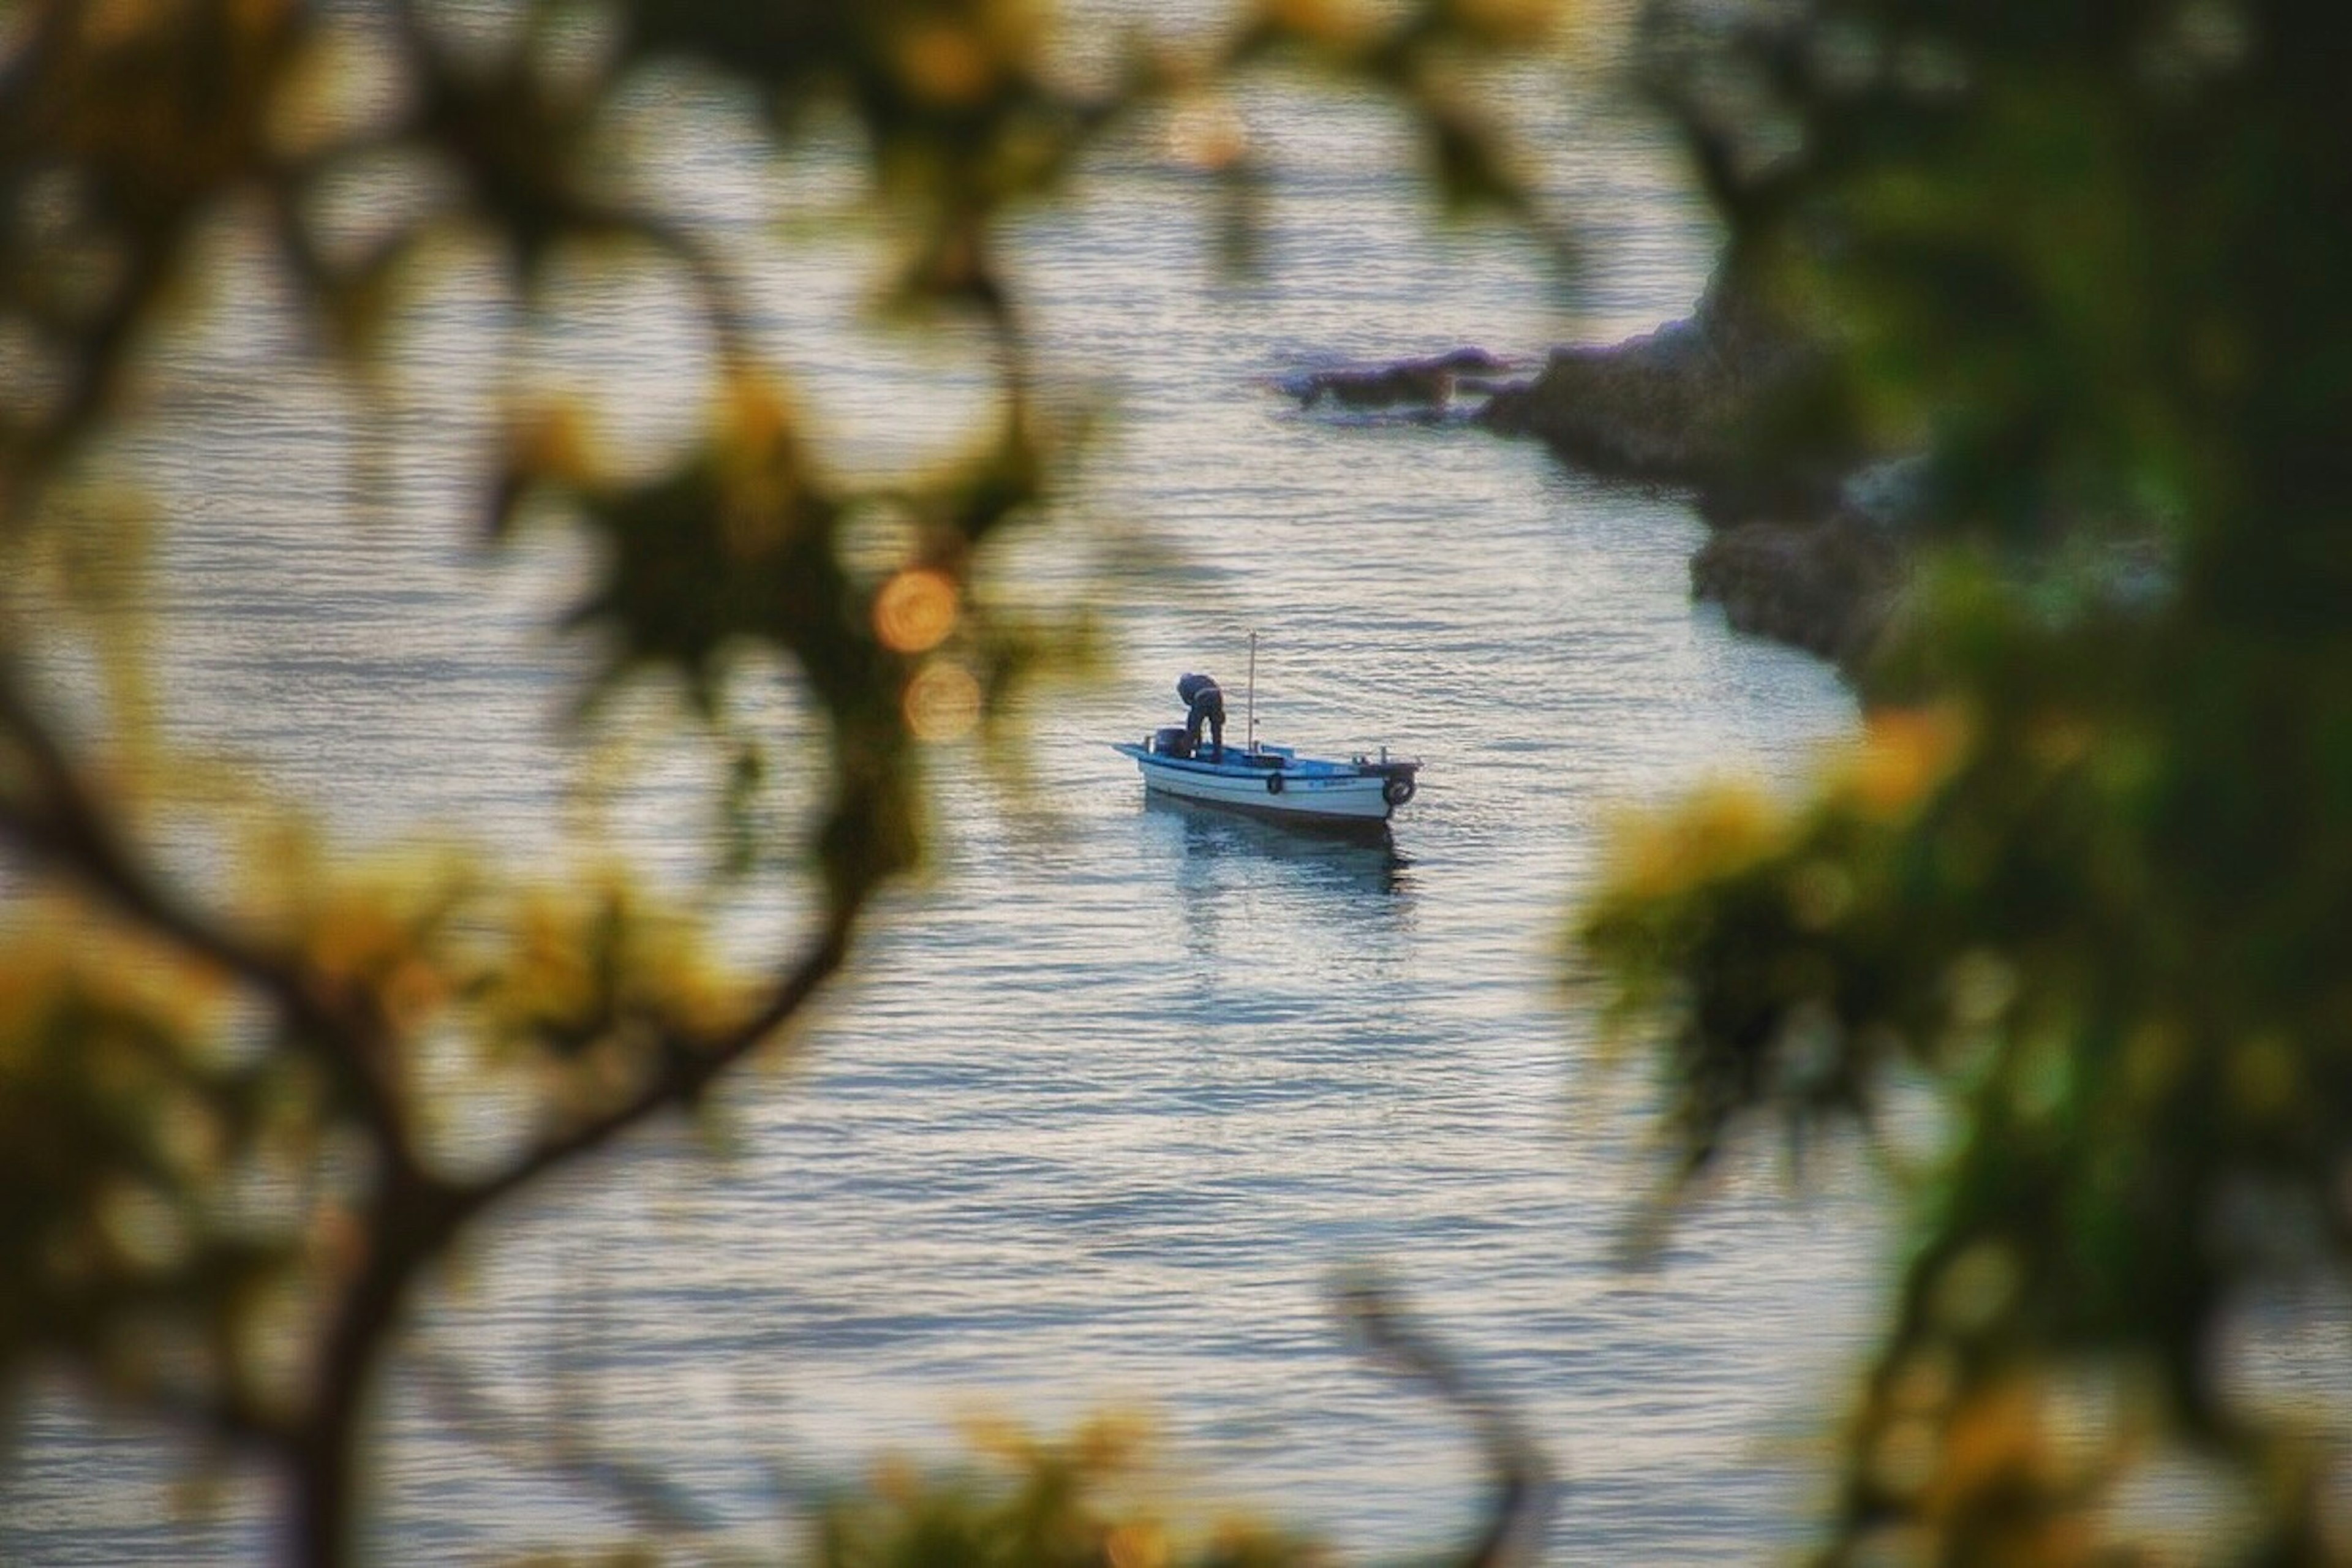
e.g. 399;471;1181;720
1295;276;1906;672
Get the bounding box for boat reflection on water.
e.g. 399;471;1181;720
1142;792;1414;899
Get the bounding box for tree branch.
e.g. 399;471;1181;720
454;906;858;1226
0;658;417;1169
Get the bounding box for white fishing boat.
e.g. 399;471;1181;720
1112;635;1420;832
1111;733;1420;830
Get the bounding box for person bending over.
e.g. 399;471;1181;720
1177;673;1226;761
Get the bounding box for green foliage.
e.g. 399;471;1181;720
0;925;300;1417
0;1;1569;1564
1589;0;2352;1559
39;0;2352;1561
811;1418;1322;1568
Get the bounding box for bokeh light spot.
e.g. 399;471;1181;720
894;22;993;105
905;660;982;742
874;568;960;654
1164;96;1246;172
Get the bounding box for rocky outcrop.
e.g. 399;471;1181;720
1475;270;1903;671
1286;269;1912;673
1291;348;1515;412
1690;514;1901;668
1477;269;1836;491
1479;317;1743;475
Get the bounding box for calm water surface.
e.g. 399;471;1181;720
2;15;1888;1563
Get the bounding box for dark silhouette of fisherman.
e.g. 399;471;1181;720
1177;673;1226;761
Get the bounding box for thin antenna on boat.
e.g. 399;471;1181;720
1246;631;1258;755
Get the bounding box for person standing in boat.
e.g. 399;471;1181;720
1177;672;1226;761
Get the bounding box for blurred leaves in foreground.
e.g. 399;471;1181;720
27;0;2352;1562
1588;0;2352;1561
811;1416;1319;1568
0;0;1573;1564
808;1275;1544;1568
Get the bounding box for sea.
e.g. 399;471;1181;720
0;4;1884;1562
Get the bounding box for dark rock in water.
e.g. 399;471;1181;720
1286;276;1913;673
1468;265;1915;672
1295;348;1513;411
1452;374;1522;400
1690;514;1901;669
1477;274;1830;488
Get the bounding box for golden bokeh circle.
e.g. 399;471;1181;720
904;660;982;742
873;568;960;654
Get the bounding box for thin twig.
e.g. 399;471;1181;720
1333;1271;1556;1567
454;907;857;1225
409;1343;728;1543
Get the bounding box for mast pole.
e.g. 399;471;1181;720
1246;631;1258;753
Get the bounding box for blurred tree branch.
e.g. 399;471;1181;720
1587;1;2352;1561
0;1;1573;1564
